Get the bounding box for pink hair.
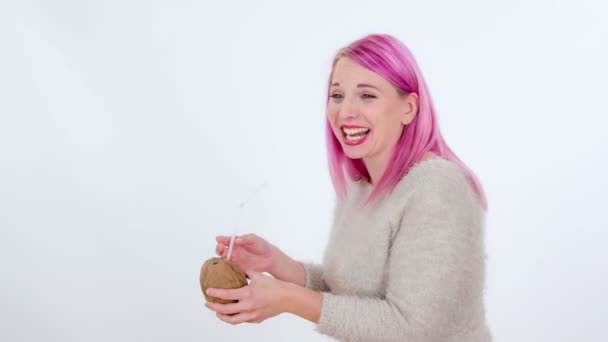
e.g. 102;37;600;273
326;34;488;210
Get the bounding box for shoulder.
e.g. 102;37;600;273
389;158;484;222
395;158;475;201
382;159;486;246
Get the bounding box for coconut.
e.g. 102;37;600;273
200;257;248;304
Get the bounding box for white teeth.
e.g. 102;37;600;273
342;127;370;142
342;127;370;135
346;134;366;141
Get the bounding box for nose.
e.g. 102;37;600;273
338;98;358;120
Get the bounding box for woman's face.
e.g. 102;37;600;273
327;57;418;162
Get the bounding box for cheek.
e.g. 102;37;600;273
371;112;401;143
326;103;338;119
326;106;339;128
384;121;404;144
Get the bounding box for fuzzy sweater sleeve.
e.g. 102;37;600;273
302;262;329;291
316;170;487;341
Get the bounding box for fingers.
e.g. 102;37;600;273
215;235;231;244
217;234;256;247
206;286;250;301
216;312;257;325
235;233;257;245
205;301;250;315
215;243;227;257
216;234;264;258
217;234;255;244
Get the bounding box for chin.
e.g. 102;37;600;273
342;147;368;160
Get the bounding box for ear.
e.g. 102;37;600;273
401;92;419;126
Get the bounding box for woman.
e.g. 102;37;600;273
205;33;491;341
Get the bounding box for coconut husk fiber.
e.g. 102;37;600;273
200;257;248;304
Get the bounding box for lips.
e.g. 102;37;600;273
340;125;371;146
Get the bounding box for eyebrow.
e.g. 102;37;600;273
331;82;380;90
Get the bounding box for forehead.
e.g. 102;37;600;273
331;58;387;87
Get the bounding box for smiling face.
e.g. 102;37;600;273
327;57;419;166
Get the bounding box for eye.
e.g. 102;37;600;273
361;93;376;99
330;93;344;100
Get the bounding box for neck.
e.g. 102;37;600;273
363;154;390;186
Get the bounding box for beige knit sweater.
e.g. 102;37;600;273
303;158;492;342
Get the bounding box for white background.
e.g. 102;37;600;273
1;1;607;341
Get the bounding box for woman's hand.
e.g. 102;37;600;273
204;271;289;324
216;234;306;286
215;234;276;273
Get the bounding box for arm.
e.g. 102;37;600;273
299;178;486;341
300;262;329;292
270;247;329;291
215;234;311;287
268;247;307;287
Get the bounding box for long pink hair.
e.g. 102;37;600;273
326;34;488;210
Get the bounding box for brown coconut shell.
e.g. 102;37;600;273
200;257;248;304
